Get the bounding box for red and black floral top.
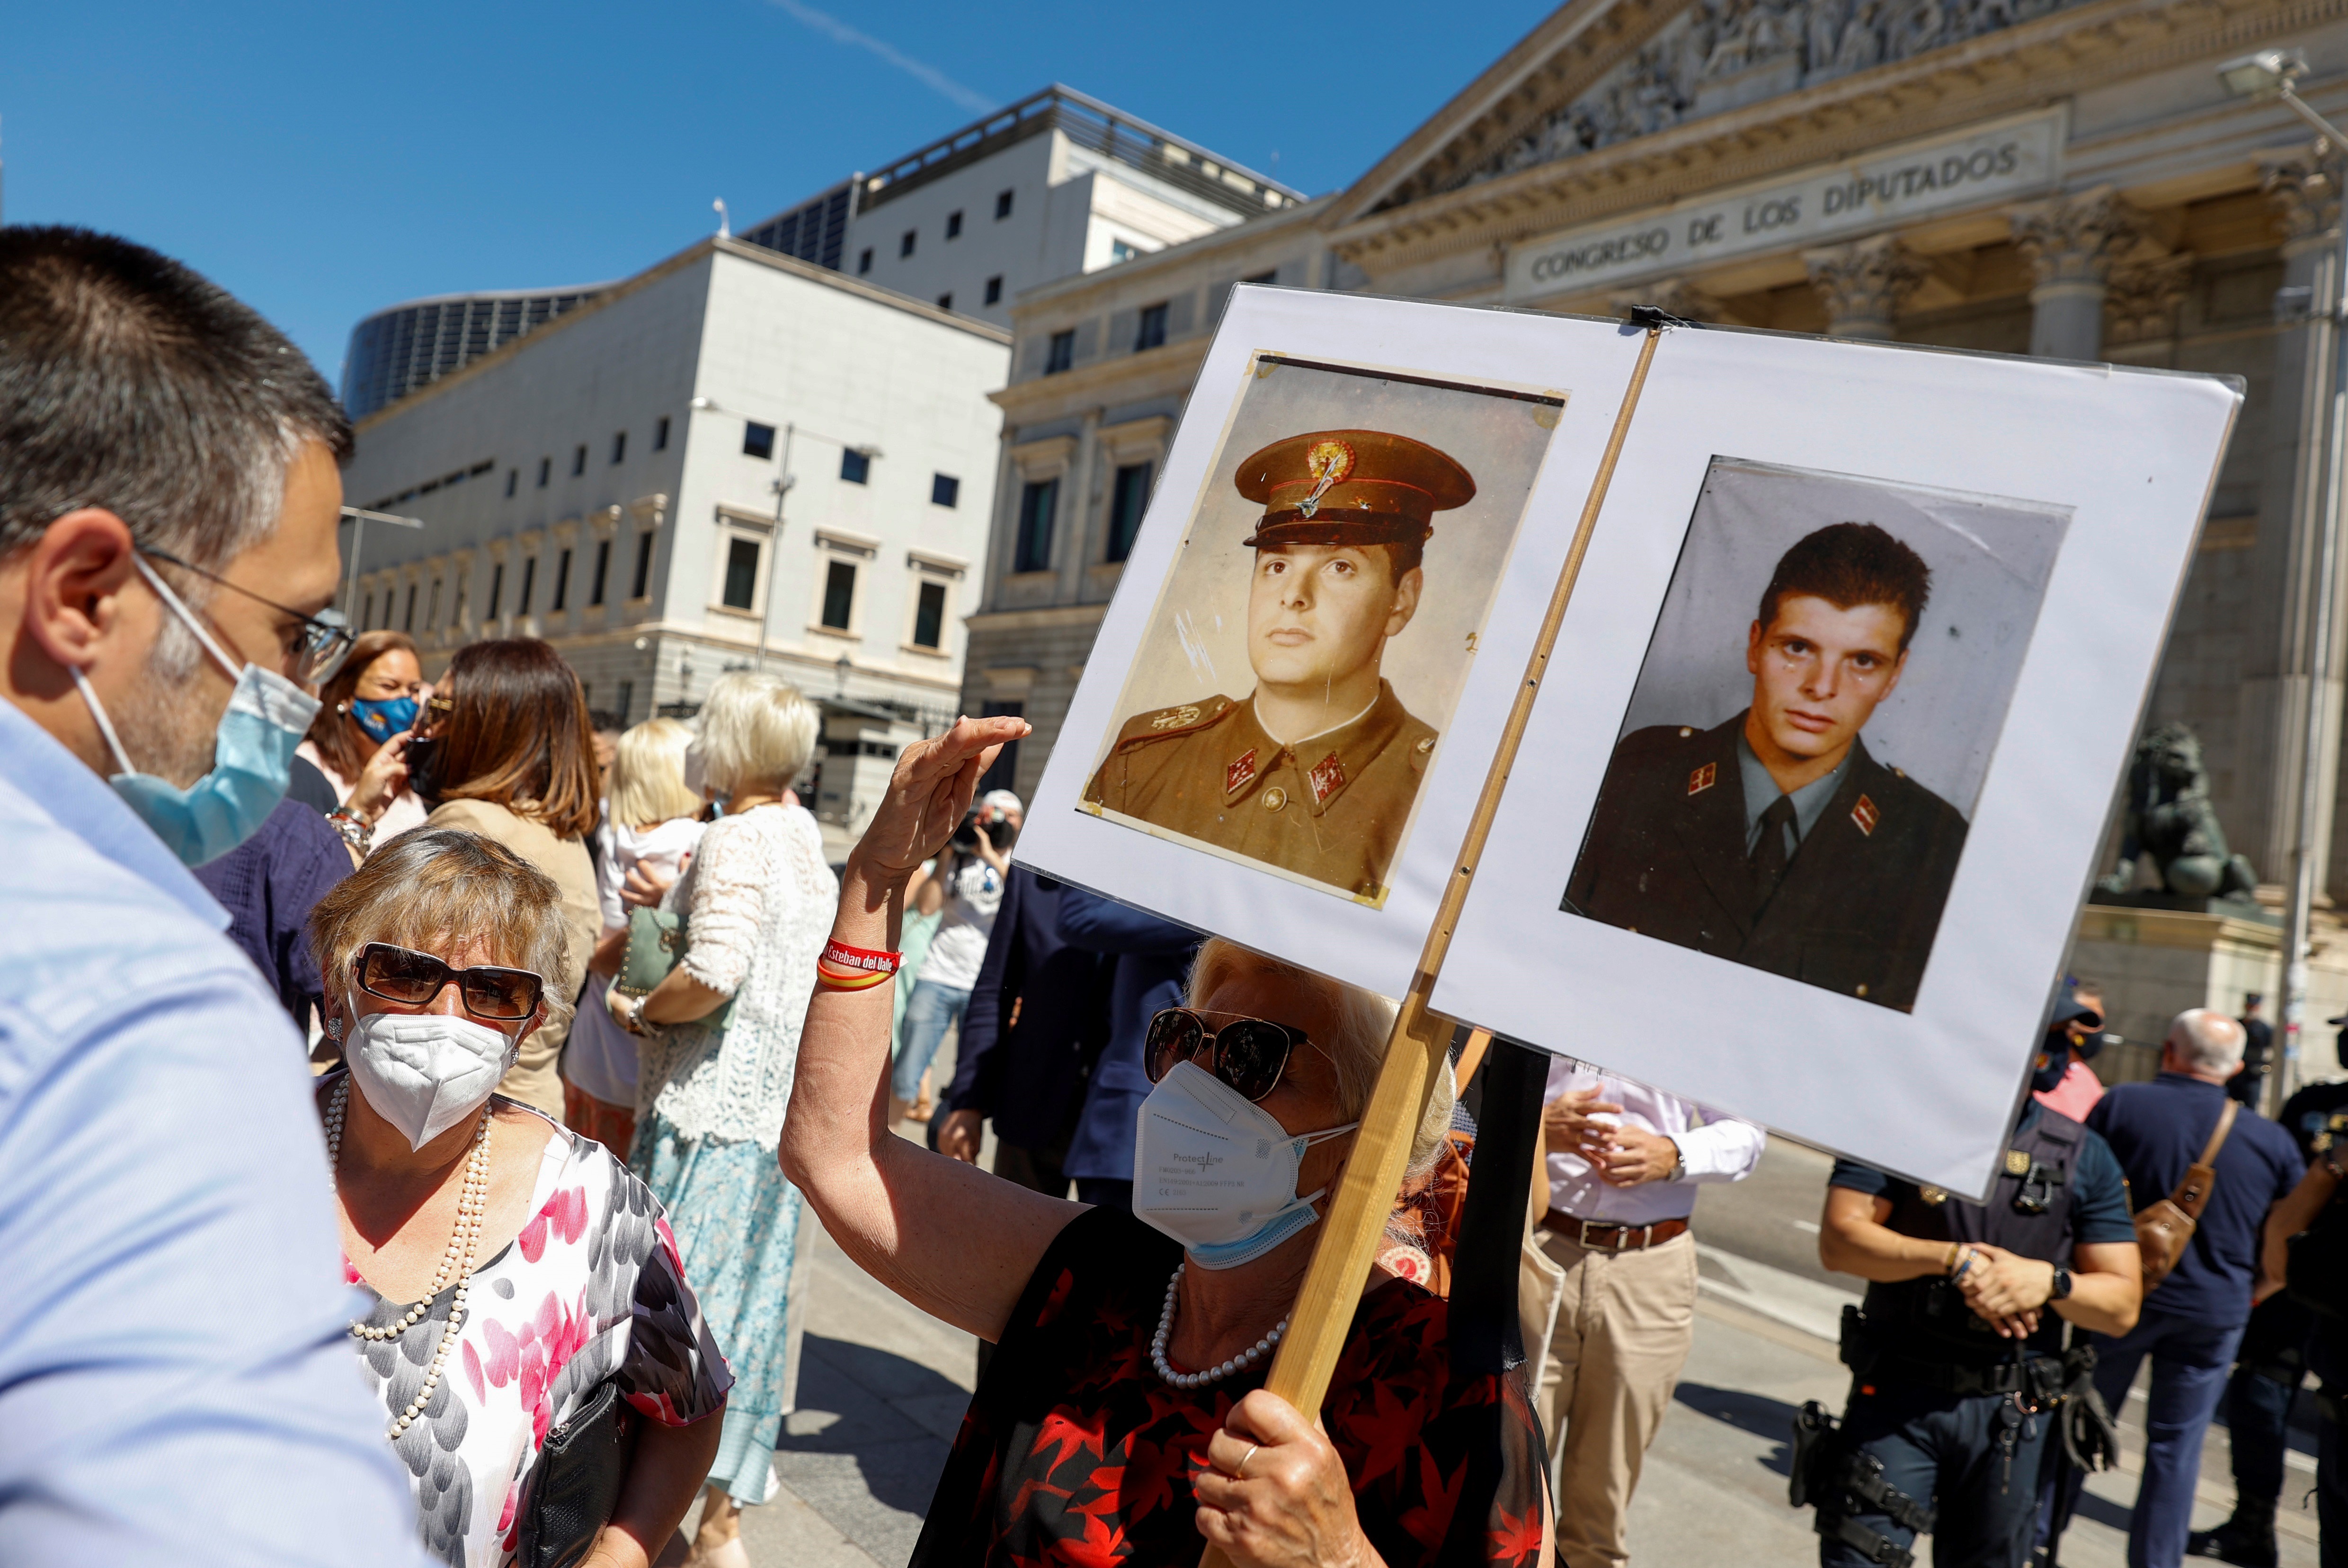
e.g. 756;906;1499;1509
911;1207;1546;1567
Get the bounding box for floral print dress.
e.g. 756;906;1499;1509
340;1093;732;1567
912;1206;1547;1567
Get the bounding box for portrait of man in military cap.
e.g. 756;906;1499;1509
1565;510;1980;1013
1080;355;1560;903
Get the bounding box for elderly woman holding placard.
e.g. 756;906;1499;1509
783;715;1546;1567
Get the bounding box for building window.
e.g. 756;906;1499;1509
1015;479;1057;572
402;583;418;631
995;189;1014;220
552;547;573;612
426;579;441;629
505;469;518;498
616;679;633;723
985;275;1003;305
1111;240;1139;265
743;421;775;460
978;700;1022;794
517;556;537;616
654;415;670;451
571;444;587;477
631;531;654;598
932;473;960;508
857;247;873;275
821;560;856;630
590;539;611;606
1136;303;1167;351
937;293;953;312
899;230;916;258
1108;462;1152;562
912;579;948;649
1045;330;1075;374
721;537;760;611
840;449;871;485
946;210;963;239
362;591;375;631
611;431;626;464
537;457;551;488
486;564;503;620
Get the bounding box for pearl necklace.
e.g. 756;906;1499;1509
1149;1263;1289;1390
325;1078;494;1437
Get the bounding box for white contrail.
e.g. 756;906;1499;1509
764;0;997;115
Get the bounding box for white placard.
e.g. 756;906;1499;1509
1504;109;2063;300
1432;326;2239;1197
1014;289;1654;1000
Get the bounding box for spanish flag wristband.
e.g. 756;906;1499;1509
818;937;902;991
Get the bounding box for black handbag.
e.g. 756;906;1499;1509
518;1380;640;1568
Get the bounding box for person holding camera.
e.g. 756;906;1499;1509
891;789;1019;1125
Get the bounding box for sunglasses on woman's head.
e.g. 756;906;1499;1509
355;942;544;1022
1144;1008;1309;1102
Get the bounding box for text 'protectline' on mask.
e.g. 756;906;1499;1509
71;554;320;867
1130;1060;1358;1270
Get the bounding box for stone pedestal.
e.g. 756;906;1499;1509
2069;904;2348;1088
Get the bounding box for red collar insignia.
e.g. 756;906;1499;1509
1226;748;1258;796
1851;794;1880;837
1308;751;1346;805
1688;762;1717;796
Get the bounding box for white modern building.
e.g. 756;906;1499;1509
736;85;1303;331
341;234;1009;844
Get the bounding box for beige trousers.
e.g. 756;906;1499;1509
1530;1225;1699;1568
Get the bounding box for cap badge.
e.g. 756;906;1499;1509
1851;794;1880;836
1226;748;1259;795
1688;762;1717;796
1308;751;1347;805
2005;1149;2032;1176
1151;704;1203;731
1919;1185;1949;1205
1296;438;1355;520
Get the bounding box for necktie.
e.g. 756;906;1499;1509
1750;794;1798;912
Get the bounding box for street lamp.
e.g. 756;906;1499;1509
338;505;425;623
2220;46;2348;1107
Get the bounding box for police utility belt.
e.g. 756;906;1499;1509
1539;1208;1689;1252
1838;1296;2072;1401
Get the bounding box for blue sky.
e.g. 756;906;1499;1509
1;1;1554;391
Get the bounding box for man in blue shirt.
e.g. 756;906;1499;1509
0;229;420;1562
2073;1009;2303;1568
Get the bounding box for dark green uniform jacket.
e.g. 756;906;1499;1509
1563;713;1967;1012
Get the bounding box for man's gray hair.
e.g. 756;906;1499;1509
0;226;351;570
2165;1008;2246;1075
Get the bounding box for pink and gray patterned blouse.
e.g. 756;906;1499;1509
340;1096;732;1567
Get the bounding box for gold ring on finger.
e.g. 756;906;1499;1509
1235;1443;1259;1479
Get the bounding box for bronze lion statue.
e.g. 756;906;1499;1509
2099;723;2258;902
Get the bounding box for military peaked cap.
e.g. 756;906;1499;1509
1235;429;1476;551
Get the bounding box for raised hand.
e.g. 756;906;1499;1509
848;714;1031;887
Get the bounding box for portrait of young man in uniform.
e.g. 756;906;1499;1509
1565;520;1969;1012
1082;428;1473;902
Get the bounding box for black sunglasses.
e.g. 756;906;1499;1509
142;546;355;683
356;942;545;1022
1145;1008;1308;1103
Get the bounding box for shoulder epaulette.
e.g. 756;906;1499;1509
1112;695;1239;748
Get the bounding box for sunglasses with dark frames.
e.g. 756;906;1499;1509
1144;1008;1309;1103
140;546;355;684
356;942;545;1022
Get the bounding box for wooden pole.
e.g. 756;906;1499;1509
1453;1026;1494;1090
1200;324;1664;1567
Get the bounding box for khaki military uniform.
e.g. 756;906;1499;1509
1083;681;1436;901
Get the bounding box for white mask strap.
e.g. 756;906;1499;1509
1297;1121;1361;1149
131;554;244;683
69;663;138;777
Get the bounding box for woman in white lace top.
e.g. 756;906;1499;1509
605;672;834;1567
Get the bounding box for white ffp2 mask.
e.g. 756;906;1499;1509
1131;1061;1358;1270
344;1011;518;1151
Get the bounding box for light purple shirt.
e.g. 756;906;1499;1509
1543;1054;1767;1225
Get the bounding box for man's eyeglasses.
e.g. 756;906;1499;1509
1144;1008;1309;1102
355;942;545;1021
141;547;355;684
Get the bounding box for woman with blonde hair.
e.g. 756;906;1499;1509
782;717;1545;1566
564;716;708;1154
605;671;833;1567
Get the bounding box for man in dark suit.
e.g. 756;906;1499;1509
1565;522;1968;1013
2231;991;2273;1108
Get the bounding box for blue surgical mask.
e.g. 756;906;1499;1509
347;694;418;744
71;556;322;866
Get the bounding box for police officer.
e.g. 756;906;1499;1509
1084;428;1471;901
1566;522;1967;1012
1794;998;2144;1568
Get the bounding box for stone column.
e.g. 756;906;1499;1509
2244;147;2348;897
2102;254;2195;354
2009;186;2138;361
1802;235;1923;339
